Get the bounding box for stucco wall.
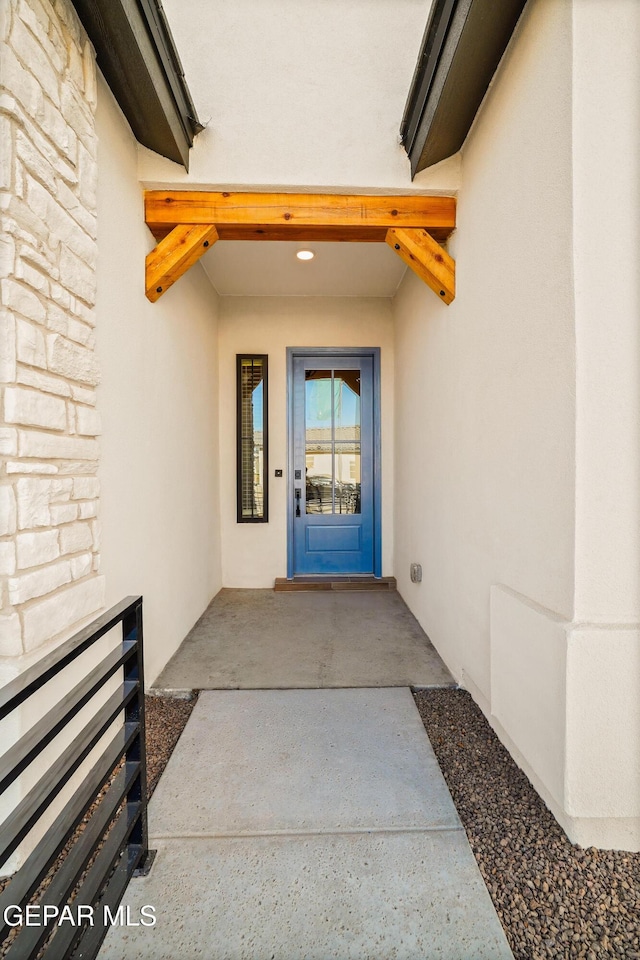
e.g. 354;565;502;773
564;0;640;850
394;0;575;687
572;0;640;622
138;0;459;194
218;297;394;587
393;0;640;850
95;75;222;685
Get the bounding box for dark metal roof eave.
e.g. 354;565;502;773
401;0;528;177
71;0;202;170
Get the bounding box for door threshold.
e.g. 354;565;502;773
274;576;397;592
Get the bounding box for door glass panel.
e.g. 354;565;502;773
335;443;361;514
334;370;361;441
305;370;333;513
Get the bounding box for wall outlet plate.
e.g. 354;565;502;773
410;563;422;583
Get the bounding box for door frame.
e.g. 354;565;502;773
286;346;382;579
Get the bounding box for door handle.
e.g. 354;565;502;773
295;487;301;517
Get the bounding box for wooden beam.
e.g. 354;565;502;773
386;227;455;304
148;223;454;245
145;223;219;302
145;191;456;240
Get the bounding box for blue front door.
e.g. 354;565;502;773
292;354;375;575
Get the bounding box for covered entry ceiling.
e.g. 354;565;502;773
200;241;407;297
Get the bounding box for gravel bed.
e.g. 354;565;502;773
413;688;640;960
145;693;198;797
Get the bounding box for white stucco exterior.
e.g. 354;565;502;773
395;0;575;701
565;0;640;849
393;0;640;850
1;0;639;854
138;0;459;195
95;76;222;685
572;0;640;622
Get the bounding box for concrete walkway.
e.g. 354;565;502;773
153;589;454;691
100;689;513;959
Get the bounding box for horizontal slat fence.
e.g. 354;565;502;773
0;596;148;959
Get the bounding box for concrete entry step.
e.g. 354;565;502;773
274;575;397;591
152;589;454;690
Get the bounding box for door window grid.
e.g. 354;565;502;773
304;369;361;515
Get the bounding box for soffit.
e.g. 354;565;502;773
200;242;407;298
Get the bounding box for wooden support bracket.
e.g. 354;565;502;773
145;223;219;302
385;227;455;305
143;194;457;303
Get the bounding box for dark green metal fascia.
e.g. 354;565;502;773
401;0;528;176
71;0;202;170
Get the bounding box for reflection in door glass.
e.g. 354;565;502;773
334;371;361;440
305;370;333;513
305;371;332;430
305;468;333;513
304;369;361;515
334;443;361;514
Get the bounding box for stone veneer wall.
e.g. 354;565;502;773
0;0;104;661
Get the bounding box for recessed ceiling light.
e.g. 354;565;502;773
296;249;315;261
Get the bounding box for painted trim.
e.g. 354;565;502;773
286;347;382;579
372;349;382;579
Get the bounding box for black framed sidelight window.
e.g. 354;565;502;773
237;355;269;522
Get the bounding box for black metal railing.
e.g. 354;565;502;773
0;596;148;959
